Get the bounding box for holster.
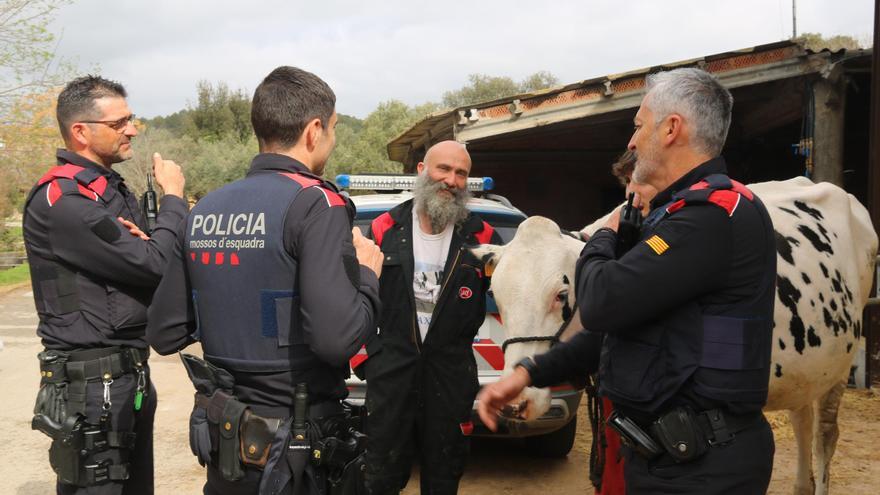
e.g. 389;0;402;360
32;348;144;487
219;395;248;481
194;388;248;481
649;407;709;463
327;451;366;495
39;413;133;486
240;410;282;468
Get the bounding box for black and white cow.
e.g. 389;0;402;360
474;177;877;495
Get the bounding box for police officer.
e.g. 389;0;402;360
357;141;501;494
479;68;776;494
24;75;187;494
146;66;383;495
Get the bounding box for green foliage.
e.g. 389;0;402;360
146;81;252;145
145;109;195;136
0;263;30;287
327;101;439;177
188;81;252;143
0;225;23;251
115;126;257;201
441;71;559;108
127;71;557;201
796;33;864;51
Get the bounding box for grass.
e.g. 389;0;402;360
0;263;30;287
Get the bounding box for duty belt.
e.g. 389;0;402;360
615;406;762;462
39;347;150;384
694;408;761;445
38;346;150;417
193;391;344;474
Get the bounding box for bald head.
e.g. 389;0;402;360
423;140;471;169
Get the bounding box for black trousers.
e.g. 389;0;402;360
623;414;775;495
56;372;157;495
364;381;471;495
203;461;327;495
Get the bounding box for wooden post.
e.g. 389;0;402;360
811;67;847;186
866;0;880;388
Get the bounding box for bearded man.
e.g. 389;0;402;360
358;141;501;495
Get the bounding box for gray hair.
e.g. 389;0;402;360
644;68;733;156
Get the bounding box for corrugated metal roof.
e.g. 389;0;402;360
388;40;869;164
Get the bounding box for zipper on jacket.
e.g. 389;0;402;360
412;315;421;354
427;247;463;335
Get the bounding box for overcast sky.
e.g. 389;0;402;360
49;0;874;119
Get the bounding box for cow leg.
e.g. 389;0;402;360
813;380;845;495
789;405;816;495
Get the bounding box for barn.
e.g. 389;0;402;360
386;39;880;384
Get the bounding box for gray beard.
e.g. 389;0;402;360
413;173;470;234
632;157;657;184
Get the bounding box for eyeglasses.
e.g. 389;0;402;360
80;114;136;133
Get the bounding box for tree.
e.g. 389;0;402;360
186;81;251;143
328;101;439;177
796;33;864;52
0;87;62;208
520;71;559;93
441;71;559;108
0;0;71;114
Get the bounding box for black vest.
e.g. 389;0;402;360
601;174;775;413
186;171;319;372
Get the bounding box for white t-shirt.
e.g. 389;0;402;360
412;212;453;342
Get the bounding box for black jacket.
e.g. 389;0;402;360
362;199;500;418
532;158;775;419
23;149;188;350
146;154;380;413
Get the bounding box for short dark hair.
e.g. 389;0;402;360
251;66;336;149
56;75;127;141
610;149;637;187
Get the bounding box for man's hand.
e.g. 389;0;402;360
476;367;532;432
118;217;149;240
603;205;622;232
152;152;185;198
352;227;383;278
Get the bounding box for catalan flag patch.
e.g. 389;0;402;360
645;235;669;255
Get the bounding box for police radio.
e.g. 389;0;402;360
615;192;643;257
141;172;158;235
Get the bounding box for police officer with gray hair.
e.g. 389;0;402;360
479;68;776;494
147;66;382;495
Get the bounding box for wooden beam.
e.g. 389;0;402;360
866;0;880;387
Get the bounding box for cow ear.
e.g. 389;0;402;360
469;244;505;277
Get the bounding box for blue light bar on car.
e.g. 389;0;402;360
336;174;494;192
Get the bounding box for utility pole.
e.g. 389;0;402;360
792;0;798;38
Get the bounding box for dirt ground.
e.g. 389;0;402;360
2;282;879;494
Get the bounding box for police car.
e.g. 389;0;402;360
339;174;582;457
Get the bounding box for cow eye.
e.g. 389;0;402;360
555;290;568;303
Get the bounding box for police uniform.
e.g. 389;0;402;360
529;157;776;494
146;153;380;495
358;199;499;495
23;149;188;494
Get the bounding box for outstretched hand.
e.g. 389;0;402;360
476;367;532;431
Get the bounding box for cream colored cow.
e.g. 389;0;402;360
474;177;877;495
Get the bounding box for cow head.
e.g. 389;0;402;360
471;216;585;420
